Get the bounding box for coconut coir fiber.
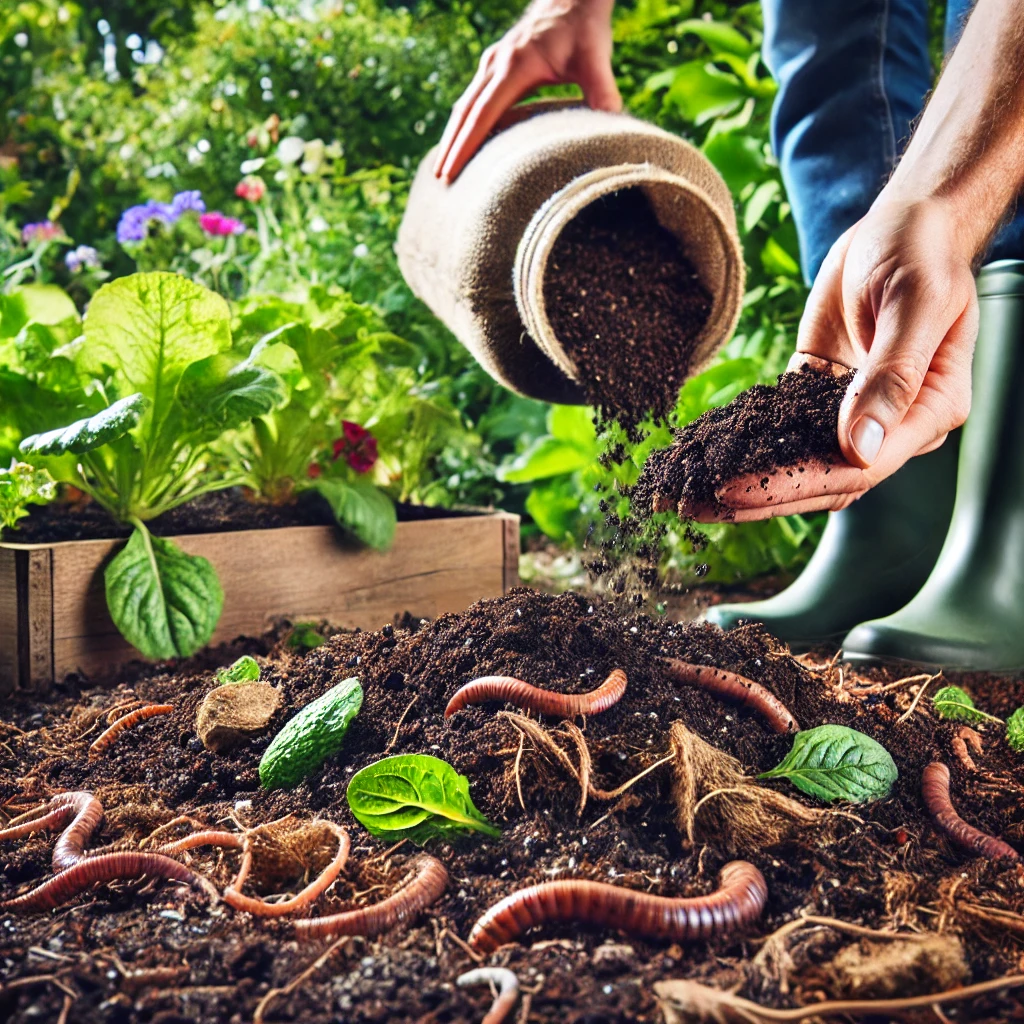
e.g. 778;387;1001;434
544;188;712;433
635;368;854;519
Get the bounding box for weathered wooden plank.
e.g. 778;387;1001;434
26;548;53;692
502;514;521;592
41;513;517;680
0;548;20;697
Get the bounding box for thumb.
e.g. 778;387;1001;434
838;269;961;469
578;61;622;112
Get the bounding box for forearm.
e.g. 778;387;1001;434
885;0;1024;259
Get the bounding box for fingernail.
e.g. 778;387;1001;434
851;416;884;464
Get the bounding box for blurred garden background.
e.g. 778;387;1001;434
1;0;869;588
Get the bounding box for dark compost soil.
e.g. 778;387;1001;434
3;589;1024;1023
544;188;712;434
9;489;468;545
634;368;854;519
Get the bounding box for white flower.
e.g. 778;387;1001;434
277;136;306;165
353;243;369;259
240;157;265;174
13;32;28;48
300;138;325;175
309;216;329;233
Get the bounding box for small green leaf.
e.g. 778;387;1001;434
499;437;596;483
1006;708;1024;752
347;754;501;844
759;724;898;804
743;180;781;234
216;655;261;685
288;622;325;650
105;524;224;660
932;686;1002;725
178;356;287;436
20;393;147;457
676;18;756;56
0;460;57;532
314;477;396;550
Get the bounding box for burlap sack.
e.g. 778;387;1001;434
397;100;744;404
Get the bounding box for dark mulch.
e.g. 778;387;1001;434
2;589;1023;1023
545;188;712;435
635;369;853;518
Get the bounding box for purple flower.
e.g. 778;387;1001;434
169;190;205;217
21;221;61;245
65;245;101;273
116;200;174;244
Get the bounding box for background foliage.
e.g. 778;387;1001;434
1;0;848;583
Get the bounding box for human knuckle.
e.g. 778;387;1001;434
874;358;927;408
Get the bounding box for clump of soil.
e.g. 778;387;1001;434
545;188;712;434
3;588;1024;1023
635;368;854;519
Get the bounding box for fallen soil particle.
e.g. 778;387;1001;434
635;368;853;518
544;188;712;434
2;589;1024;1023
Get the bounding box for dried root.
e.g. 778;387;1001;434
669;722;827;855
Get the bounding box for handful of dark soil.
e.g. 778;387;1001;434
544;188;712;433
634;368;854;519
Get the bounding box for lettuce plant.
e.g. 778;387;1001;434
13;272;285;660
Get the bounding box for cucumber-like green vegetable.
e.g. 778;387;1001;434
259;677;363;790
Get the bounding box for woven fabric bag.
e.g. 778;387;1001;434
397;101;744;404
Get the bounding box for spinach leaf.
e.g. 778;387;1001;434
105;524;224;660
0;461;57;532
932;686;1002;725
347;754;501;844
314;477;396;550
20;393;147;456
759;724;898;804
216;655;261;685
1006;708;1024;752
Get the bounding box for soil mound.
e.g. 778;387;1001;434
2;589;1024;1023
635;368;853;518
545;189;712;434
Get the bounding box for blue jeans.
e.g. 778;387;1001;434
763;0;1024;283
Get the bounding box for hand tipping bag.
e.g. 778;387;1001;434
397;100;744;405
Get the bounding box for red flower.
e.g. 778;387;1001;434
235;176;266;202
307;463;322;479
332;421;378;473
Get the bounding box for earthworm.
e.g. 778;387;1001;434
468;860;768;954
457;967;520;1024
661;658;799;734
88;704;175;759
156;831;245;856
0;850;206;912
921;761;1019;860
224;823;350;917
0;791;104;872
445;669;627;719
294;855;449;941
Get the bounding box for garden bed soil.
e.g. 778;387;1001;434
3;589;1024;1023
11;489;468;546
544;188;712;434
635;368;854;519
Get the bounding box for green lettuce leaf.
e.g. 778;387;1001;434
20;393;147;457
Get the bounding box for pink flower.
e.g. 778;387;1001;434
332;421;378;474
235;177;266;202
21;220;62;245
199;211;245;236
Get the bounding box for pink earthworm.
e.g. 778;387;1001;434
921;762;1019;860
468;860;768;954
294;855;448;941
445;669;627;719
88;704;174;759
661;658;799;734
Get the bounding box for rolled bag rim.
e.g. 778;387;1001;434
514;160;746;385
396;102;745;403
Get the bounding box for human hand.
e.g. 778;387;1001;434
689;197;978;523
433;0;620;184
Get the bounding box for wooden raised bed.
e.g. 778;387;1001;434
0;510;519;696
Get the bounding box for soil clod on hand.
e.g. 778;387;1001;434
545;188;712;433
634;367;855;519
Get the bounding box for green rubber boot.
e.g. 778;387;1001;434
842;260;1024;672
704;437;958;650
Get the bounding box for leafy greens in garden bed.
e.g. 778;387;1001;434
1;272;401;661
